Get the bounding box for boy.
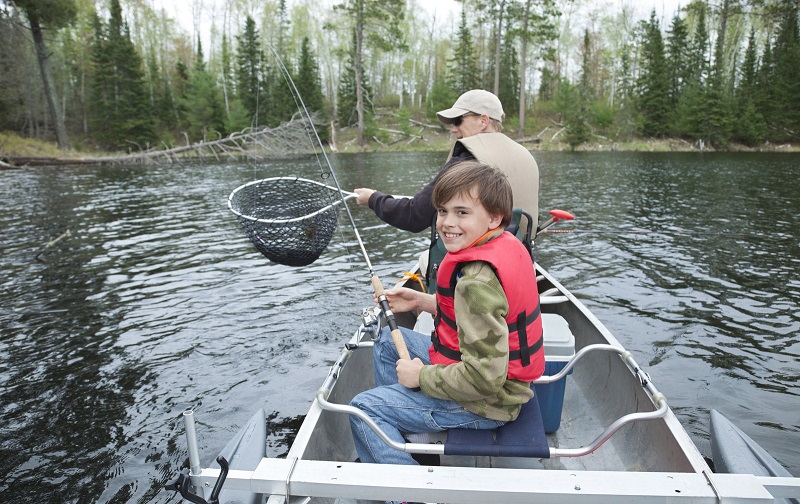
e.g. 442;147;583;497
349;161;545;473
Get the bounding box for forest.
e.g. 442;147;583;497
1;0;799;156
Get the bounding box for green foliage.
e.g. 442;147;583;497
90;0;156;150
397;107;412;136
3;0;799;152
733;30;766;146
566;30;593;149
183;40;226;141
553;79;576;121
14;0;77;29
426;76;456;122
768;0;800;141
448;7;479;95
337;31;373;127
295;37;328;139
225;99;251;134
666;13;690;107
236;16;264;126
496;29;519;114
538;67;558;102
637;11;670;137
591;103;616;132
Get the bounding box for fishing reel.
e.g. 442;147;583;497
359;306;382;340
165;455;229;504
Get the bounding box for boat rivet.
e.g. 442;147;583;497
574;485;581;491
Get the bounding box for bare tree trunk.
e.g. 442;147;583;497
355;0;366;147
28;15;70;150
493;0;505;96
517;0;532;139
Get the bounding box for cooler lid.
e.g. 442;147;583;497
542;313;576;359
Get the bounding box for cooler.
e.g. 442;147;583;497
534;313;576;433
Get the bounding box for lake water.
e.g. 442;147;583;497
1;151;798;503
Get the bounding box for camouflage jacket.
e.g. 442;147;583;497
418;230;534;422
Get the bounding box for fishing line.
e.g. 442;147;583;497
260;44;410;359
266;46;375;271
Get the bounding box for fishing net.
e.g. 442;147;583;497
228;177;354;266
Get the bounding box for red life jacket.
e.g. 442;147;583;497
429;232;545;382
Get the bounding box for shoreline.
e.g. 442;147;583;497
2;129;798;167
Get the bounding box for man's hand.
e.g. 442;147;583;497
397;357;424;388
353;188;375;206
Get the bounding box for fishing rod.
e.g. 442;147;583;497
265;45;411;360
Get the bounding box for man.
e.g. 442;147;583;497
353;89;540;233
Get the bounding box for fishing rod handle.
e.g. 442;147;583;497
371;276;411;360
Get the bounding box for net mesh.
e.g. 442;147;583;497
229;177;341;266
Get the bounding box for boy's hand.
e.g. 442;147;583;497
397;358;424;389
375;286;418;313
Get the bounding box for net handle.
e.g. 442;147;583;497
227;176;356;224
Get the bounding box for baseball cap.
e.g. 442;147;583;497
436;89;505;124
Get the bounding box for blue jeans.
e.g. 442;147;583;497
349;326;506;466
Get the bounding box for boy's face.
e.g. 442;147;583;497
436;187;503;253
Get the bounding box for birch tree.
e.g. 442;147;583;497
333;0;406;147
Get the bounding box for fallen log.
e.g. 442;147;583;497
1;115;318;167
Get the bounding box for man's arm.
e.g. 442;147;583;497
365;181;436;232
354;148;474;233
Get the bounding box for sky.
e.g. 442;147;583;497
158;0;687;36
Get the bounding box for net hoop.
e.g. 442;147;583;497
228;176;355;224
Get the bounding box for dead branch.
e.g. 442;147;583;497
410;119;441;129
1;114;320;167
551;127;567;141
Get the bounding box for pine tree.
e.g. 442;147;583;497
236;16;264;127
733;29;766;145
704;0;733;147
337;31;374;128
666;14;690;110
497;29;519;115
184;40;226;141
637;11;670;137
265;2;297;128
770;0;800;140
427;75;456;122
147;49;177;136
448;6;479;95
614;49;639;141
295;37;328;139
567;29;592;149
90;0;155;150
673;1;710;142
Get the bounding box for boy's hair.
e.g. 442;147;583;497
432;160;513;228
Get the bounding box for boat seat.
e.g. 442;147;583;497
443;388;550;458
406;314;570;458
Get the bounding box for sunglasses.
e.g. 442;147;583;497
452;113;480;127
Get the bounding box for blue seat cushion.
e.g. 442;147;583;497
443;394;550;458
